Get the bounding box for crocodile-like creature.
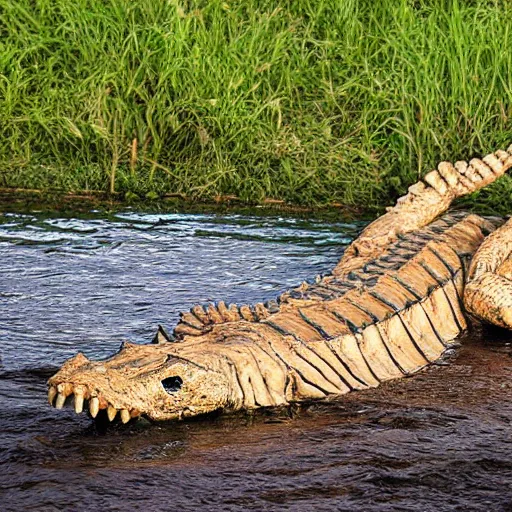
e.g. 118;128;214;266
48;145;512;423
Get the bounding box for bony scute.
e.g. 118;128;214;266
48;145;512;423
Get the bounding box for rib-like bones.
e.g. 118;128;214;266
47;145;512;422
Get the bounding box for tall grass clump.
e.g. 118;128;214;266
0;0;511;209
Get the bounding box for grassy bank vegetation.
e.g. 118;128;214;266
1;0;511;210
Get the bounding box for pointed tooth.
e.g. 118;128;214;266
74;393;84;414
48;386;57;405
107;405;117;421
55;393;66;409
89;397;99;418
120;409;130;424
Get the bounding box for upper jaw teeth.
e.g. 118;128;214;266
47;384;139;424
47;386;57;405
55;393;66;409
89;397;99;418
120;409;131;424
107;405;117;421
74;392;84;414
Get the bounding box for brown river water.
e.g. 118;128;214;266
1;206;511;511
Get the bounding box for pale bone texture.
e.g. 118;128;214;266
48;145;512;422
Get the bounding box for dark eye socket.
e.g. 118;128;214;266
161;376;183;394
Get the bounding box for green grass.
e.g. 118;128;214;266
1;0;511;211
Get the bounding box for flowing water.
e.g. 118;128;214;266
1;206;512;511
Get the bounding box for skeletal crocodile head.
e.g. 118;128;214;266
47;330;231;422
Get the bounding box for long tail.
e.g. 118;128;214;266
334;145;512;276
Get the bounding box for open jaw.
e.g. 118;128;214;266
47;339;232;423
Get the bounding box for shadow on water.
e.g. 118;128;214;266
1;208;512;511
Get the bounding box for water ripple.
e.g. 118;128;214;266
2;208;512;511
